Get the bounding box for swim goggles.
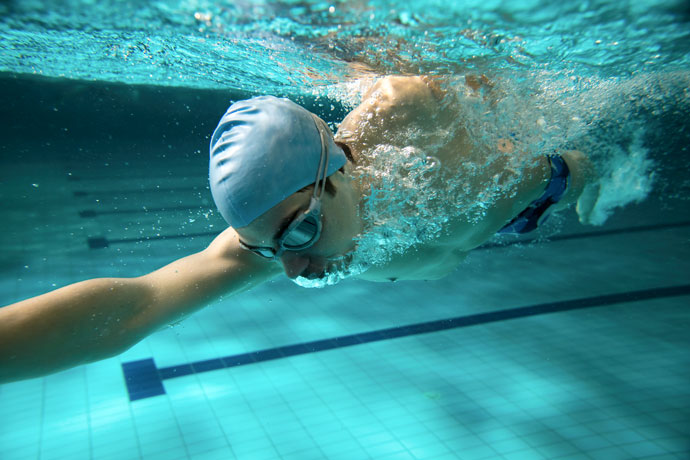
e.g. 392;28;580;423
238;115;330;260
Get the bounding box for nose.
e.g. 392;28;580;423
280;253;327;279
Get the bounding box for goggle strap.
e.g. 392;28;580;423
310;115;329;201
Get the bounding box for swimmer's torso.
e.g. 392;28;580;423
335;76;551;281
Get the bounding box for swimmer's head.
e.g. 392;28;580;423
209;96;348;228
209;96;362;282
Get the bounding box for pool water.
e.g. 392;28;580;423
1;1;689;459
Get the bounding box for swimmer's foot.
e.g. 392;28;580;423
560;149;601;225
576;182;602;225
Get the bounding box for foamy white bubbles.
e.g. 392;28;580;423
290;259;369;288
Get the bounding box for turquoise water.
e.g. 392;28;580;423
1;1;689;460
3;0;689;91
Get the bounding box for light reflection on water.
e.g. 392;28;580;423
1;0;688;94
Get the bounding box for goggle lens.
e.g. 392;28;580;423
282;216;319;249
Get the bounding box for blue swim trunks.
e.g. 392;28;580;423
497;155;570;234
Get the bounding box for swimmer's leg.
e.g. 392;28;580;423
576;182;602;225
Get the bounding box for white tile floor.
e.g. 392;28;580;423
0;143;688;459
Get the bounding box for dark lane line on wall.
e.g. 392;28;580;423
479;220;690;250
68;174;208;182
79;205;214;217
90;220;690;250
88;232;219;249
74;186;206;196
122;284;690;401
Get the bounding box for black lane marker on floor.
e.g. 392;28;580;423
122;284;690;401
122;359;165;401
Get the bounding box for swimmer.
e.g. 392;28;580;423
214;76;597;282
0;75;598;383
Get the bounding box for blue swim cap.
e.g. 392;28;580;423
209;96;348;228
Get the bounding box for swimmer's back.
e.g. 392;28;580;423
339;76;552;281
335;76;444;151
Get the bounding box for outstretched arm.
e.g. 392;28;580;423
0;227;281;384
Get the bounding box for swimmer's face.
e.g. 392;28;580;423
235;168;362;280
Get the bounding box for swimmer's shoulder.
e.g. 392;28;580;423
362;75;444;111
335;75;444;148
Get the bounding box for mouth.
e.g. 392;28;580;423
295;264;320;279
298;254;353;280
303;271;326;281
295;261;326;280
326;249;355;266
290;250;367;288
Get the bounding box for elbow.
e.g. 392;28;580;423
112;278;162;351
83;277;159;361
